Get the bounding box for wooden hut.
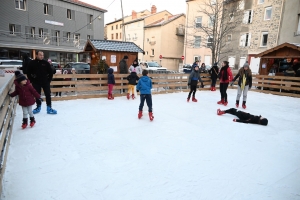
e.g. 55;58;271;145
83;40;144;74
255;43;300;75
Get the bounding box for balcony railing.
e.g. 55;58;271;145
0;30;87;50
176;28;185;36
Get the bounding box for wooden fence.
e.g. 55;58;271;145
49;73;300;100
0;77;18;194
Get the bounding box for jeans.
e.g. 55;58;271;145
33;82;51;106
139;94;153;112
22;105;33;118
220;83;229;101
236;85;249;101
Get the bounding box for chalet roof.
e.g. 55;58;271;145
62;0;107;12
85;40;144;53
144;14;185;28
255;42;300;57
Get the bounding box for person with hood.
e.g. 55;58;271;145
126;68;139;100
19;53;31;74
192;60;199;69
9;73;42;129
217;61;233;106
187;65;204;102
129;60;142;74
231;63;252;109
136;70;154;121
217;108;268;126
27;50;57;114
107;68;115;100
208;62;219;91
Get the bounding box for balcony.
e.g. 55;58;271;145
176;27;185;36
149;41;156;45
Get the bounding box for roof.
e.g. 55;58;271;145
144;14;185;28
255;42;300;57
61;0;107;12
123;10;172;25
85;40;144;53
106;18;123;25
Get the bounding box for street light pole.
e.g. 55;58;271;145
120;0;126;42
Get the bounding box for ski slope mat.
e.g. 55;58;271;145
2;90;300;200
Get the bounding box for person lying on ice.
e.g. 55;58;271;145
217;108;268;126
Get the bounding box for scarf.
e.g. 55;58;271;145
241;74;246;90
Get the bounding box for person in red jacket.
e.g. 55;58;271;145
9;73;42;129
217;61;233;106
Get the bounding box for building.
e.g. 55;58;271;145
184;0;214;66
221;0;300;71
0;0;106;66
144;14;186;71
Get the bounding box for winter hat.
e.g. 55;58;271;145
16;74;26;83
14;70;21;76
108;68;114;74
213;62;218;66
123;55;129;59
243;63;249;68
260;118;268;126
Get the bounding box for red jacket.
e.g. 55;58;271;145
220;67;233;83
10;80;40;107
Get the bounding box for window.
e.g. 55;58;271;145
207;37;213;47
116;25;118;29
227;34;232;42
116;33;118;39
31;27;35;38
44;4;49;14
194;56;200;62
151;49;154;56
208;15;215;27
55;31;60;43
264;7;272;20
9;24;16;35
38;28;43;38
67;9;74;20
87;35;90;40
258;0;264;4
88;15;93;30
15;0;26;10
261;32;268;46
111;34;114;39
111;26;113;30
297;15;300;35
67;32;70;41
211;0;216;5
195;17;202;28
243;10;253;24
239;0;244;10
240;33;251;47
194;36;201;48
120;33;122;39
74;34;80;41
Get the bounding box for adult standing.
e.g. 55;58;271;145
27;51;57;114
119;55;129;93
20;53;31;74
217;61;233;106
231;63;252;109
208;62;219;91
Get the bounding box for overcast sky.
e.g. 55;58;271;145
81;0;186;24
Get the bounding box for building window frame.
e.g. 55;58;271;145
67;32;71;41
151;49;155;56
260;32;268;47
111;34;114;40
116;33;118;39
207;37;213;47
240;33;251;47
111;26;113;30
38;28;43;38
9;24;16;35
15;0;26;10
243;10;253;24
44;4;49;15
227;34;232;42
264;7;272;21
31;27;35;38
116;24;118;29
195;17;202;28
258;0;264;4
208;15;215;27
297;14;300;35
67;9;72;20
194;36;201;48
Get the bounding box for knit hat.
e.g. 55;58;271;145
16;74;26;83
123;55;128;59
213;62;218;66
243;63;249;68
260;118;268;126
14;70;21;76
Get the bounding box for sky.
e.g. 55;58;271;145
81;0;186;24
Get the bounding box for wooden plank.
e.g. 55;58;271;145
0;96;11;132
0;77;14;107
255;90;300;98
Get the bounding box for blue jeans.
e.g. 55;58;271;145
139;94;153;112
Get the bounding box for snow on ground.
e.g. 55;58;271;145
2;89;300;200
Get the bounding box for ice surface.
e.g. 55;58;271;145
2;90;300;200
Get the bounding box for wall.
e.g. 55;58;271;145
106;20;123;41
143;26;162;63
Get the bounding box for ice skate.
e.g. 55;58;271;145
29;117;36;127
217;109;225;115
127;93;130;100
192;97;197;102
22;118;28;129
138;111;143;119
149;112;154;121
242;101;246;109
131;94;135;99
217;99;224;105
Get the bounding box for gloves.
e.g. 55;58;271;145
233;119;237;122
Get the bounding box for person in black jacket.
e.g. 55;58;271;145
27;50;57;114
20;53;31;74
126;69;139;100
217;108;268;126
208;62;219;91
107;68;115;100
187;66;204;102
231;63;252;109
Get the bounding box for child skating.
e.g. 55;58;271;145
136;70;154;121
230;63;252;109
107;68;115;100
9;73;42;129
126;68;139;100
187;66;204;102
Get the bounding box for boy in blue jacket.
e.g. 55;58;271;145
136;70;154;121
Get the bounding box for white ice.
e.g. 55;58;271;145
2;90;300;200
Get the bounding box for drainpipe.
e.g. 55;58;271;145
276;0;285;45
184;2;189;65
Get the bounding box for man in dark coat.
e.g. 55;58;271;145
20;53;31;74
119;55;129;74
27;50;57;114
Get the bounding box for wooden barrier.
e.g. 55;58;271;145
49;73;300;100
0;76;18;194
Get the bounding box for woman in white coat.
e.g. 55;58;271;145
129;60;142;75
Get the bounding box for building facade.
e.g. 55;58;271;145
0;0;106;66
105;18;123;41
144;14;186;71
221;0;300;71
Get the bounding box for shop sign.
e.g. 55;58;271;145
45;20;64;26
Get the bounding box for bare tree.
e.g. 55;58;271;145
185;0;243;64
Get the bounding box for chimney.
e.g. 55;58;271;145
151;5;157;14
132;10;137;19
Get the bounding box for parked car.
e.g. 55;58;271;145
140;62;167;72
182;64;193;74
63;62;90;74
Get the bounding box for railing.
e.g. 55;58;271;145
0;76;18;194
49;73;300;101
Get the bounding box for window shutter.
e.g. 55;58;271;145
48;5;53;15
51;30;55;42
243;11;249;24
240;34;246;46
72;10;75;20
247;33;251;46
25;26;30;38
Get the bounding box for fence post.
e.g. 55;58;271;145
121;77;123;94
280;79;282;93
261;78;264;90
180;74;182;92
